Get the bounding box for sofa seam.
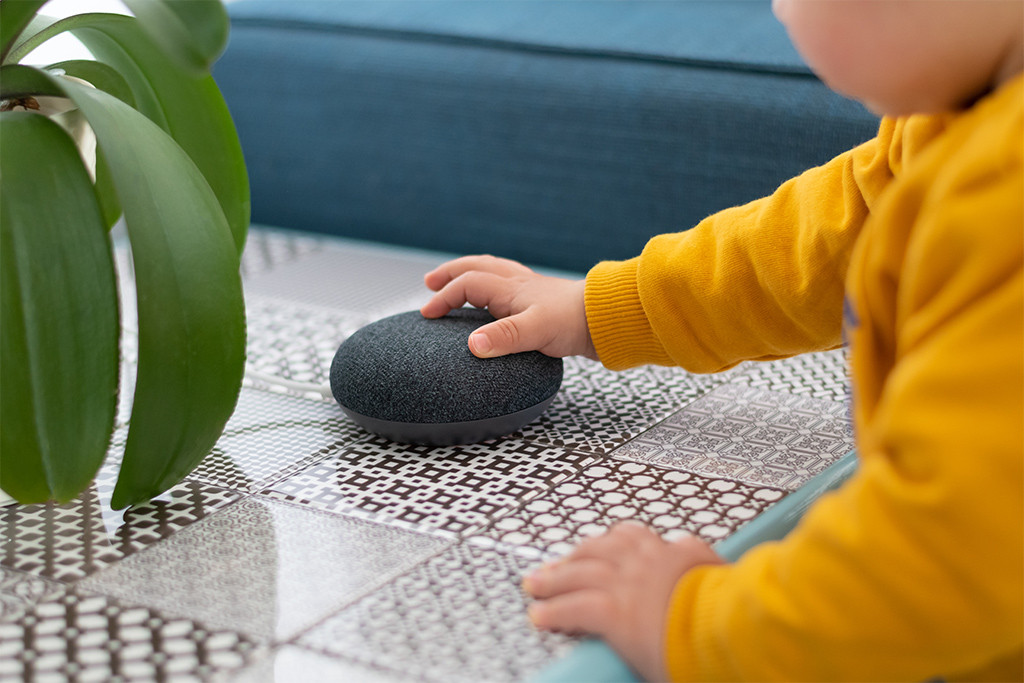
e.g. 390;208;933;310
229;17;818;80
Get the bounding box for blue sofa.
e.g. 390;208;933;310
214;0;879;274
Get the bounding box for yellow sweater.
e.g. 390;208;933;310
585;74;1024;682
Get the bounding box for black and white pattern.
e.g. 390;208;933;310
240;227;326;280
512;357;728;454
244;297;364;397
733;349;852;402
187;389;366;493
0;589;260;682
4;228;859;681
476;460;788;558
79;498;450;642
299;543;574;683
614;384;854;490
1;457;238;583
262;436;598;538
0;568;63;624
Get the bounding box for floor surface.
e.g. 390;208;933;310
0;228;853;682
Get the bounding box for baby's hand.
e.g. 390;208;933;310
421;255;597;360
524;523;725;682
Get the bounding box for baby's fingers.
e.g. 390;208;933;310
470;310;554;358
424;255;533;291
528;590;618;637
420;270;510;319
568;522;662;563
524;558;615;600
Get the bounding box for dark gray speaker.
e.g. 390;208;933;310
330;309;563;445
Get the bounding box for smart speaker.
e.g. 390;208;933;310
330;309;563;445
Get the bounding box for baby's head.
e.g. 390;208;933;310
772;0;1023;116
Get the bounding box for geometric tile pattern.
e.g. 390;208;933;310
187;389;367;493
732;348;851;402
4;229;858;682
299;543;575;683
512;357;729;454
0;568;63;624
244;297;364;396
614;384;854;490
0;589;261;682
0;459;239;583
262;437;599;538
78;498;451;642
240;226;326;280
476;460;788;558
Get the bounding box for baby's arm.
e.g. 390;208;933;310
524;524;724;682
421;254;598;360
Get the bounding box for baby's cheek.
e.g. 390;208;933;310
770;0;792;23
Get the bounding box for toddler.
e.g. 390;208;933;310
420;1;1024;680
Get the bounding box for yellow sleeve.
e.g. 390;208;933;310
585;119;899;373
665;245;1023;682
663;102;1024;681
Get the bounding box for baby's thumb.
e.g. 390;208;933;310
469;314;539;358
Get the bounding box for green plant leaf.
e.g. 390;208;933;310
38;75;247;509
46;59;135;108
4;12;248;254
1;64;123;228
73;14;249;254
0;62;63;99
122;0;228;75
93;145;122;229
4;12;95;65
0;0;47;63
0;111;120;503
46;60;132;227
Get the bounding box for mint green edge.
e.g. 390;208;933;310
529;450;859;683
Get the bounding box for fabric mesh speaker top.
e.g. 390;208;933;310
330;309;563;445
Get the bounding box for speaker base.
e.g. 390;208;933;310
339;393;557;446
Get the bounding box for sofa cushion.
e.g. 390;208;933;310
224;0;812;74
216;0;879;273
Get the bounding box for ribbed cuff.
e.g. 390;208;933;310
585;258;672;370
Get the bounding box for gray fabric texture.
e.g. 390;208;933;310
330;309;564;424
215;0;879;274
224;0;811;73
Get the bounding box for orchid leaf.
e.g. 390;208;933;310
39;75;247;509
5;12;249;253
0;111;119;503
45;60;131;228
122;0;228;75
1;64;123;228
1;1;247;508
46;59;135;108
0;62;62;99
5;13;96;65
93;145;122;229
0;0;47;63
73;14;249;253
